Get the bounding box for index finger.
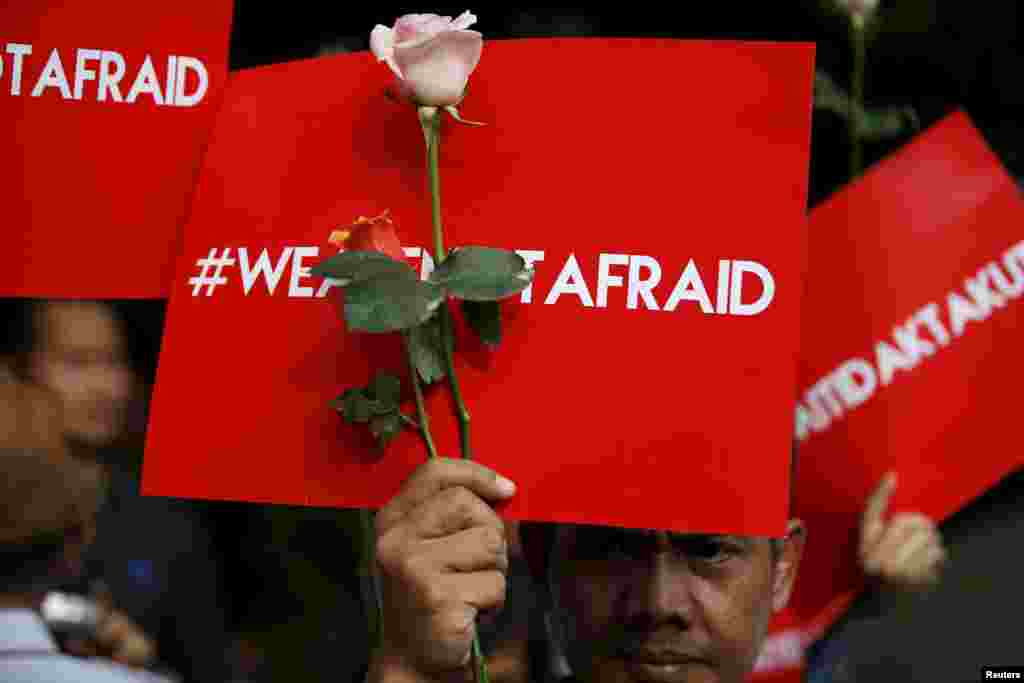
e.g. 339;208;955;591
89;580;113;611
377;458;516;533
861;471;897;552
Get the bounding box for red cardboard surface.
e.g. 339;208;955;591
0;2;233;299
790;111;1024;622
142;39;814;536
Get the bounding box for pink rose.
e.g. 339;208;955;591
370;11;483;107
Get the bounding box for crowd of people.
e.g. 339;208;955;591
0;297;993;683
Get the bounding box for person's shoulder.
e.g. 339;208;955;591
91;660;174;683
1;655;174;683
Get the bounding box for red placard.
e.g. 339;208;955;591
789;110;1024;623
0;2;233;299
141;39;814;536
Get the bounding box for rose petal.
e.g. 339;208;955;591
451;10;477;31
394;14;449;42
346;217;405;262
393;78;415;100
370;26;405;79
394;30;483;106
370;25;394;61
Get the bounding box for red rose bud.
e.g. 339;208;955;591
332;210;405;261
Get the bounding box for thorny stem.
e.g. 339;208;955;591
425;110;473;461
421;106;486;683
402;332;439;460
359;508;382;649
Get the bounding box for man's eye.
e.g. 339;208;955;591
678;537;740;564
63;355;91;369
572;527;644;560
605;533;639;559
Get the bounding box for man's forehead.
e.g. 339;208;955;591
40;301;123;351
560;524;768;545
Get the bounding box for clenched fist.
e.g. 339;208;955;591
369;458;517;682
858;472;947;590
65;582;156;669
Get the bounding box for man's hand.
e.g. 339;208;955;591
66;582;157;669
372;458;517;681
858;472;947;590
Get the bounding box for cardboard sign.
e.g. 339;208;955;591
789;111;1024;622
142;39;814;536
0;2;233;299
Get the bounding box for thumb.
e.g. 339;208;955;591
860;472;897;556
89;580;116;637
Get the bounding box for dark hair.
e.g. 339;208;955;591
521;444;801;578
0;529;69;594
0;298;42;380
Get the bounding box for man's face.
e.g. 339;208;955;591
30;302;133;448
554;524;803;683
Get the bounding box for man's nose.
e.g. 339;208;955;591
629;551;698;626
89;363;131;399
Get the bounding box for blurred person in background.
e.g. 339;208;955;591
0;371;170;681
0;299;231;683
751;472;946;682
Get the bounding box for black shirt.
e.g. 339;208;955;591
66;468;230;683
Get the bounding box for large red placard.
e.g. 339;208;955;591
0;2;233;298
142;39;814;536
789;110;1024;622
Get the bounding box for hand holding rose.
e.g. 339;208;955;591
369;459;516;682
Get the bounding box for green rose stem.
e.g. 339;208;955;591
849;17;867;180
420;105;488;683
360;339;442;660
359;508;382;649
403;332;439;460
423;107;473;462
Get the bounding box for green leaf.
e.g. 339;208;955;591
407;317;446;384
370;413;403;448
310;250;413;285
367;372;401;408
856;106;920;141
344;273;444;334
462;300;501;349
429;247;534;301
332;388;384;423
